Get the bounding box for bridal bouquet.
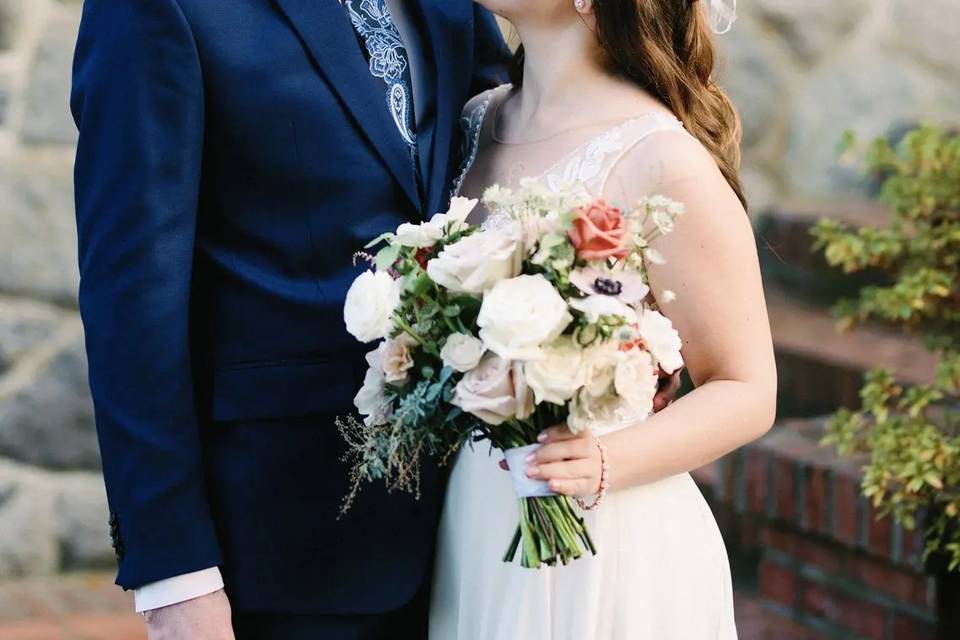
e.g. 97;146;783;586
339;180;685;568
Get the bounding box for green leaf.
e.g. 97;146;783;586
375;243;401;271
365;231;396;249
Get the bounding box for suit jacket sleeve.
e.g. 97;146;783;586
470;6;512;96
71;0;221;589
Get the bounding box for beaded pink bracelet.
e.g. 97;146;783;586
575;440;609;511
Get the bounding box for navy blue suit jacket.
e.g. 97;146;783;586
71;0;508;614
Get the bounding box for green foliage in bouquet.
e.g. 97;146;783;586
812;125;960;569
337;223;482;513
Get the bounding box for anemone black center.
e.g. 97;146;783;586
593;277;623;296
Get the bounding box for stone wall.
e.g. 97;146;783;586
717;0;960;212
0;1;958;576
0;0;107;577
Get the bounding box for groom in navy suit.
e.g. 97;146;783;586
71;0;509;637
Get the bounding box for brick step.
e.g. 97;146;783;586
756;200;888;305
694;418;960;640
766;288;937;417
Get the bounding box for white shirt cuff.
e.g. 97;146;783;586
134;567;224;613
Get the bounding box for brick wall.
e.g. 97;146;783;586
698;419;960;639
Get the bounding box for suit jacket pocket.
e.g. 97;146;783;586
210;360;358;423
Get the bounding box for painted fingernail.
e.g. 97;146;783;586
525;453;536;464
527;466;539;477
537;432;548;443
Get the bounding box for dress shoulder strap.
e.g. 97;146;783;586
540;112;689;196
450;84;511;199
593;113;690;195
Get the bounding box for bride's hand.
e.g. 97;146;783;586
524;424;603;498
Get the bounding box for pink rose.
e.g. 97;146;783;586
567;199;629;262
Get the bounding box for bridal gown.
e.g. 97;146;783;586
429;85;738;640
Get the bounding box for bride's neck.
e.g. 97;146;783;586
510;21;611;124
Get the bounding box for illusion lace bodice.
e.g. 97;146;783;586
452;84;691;207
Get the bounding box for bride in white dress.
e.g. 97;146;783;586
431;1;774;638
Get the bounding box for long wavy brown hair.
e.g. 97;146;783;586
509;0;746;209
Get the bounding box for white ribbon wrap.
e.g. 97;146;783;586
705;0;737;35
504;444;557;498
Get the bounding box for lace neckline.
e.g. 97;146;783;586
451;84;686;199
537;112;683;189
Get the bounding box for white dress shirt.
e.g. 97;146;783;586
134;0;426;612
134;567;224;613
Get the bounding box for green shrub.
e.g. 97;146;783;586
812;125;960;569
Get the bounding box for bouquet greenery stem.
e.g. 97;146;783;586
479;408;596;568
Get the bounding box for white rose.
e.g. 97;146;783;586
353;348;393;426
426;226;522;294
343;270;400;343
477;274;573;361
567;388;622;434
395;221;445;248
394;198;477;248
637;308;684;373
569;294;638;323
396;198;477;249
440;332;486;372
579;341;620;398
378;333;417;384
614;348;659;417
524;338;586;405
451;353;534;425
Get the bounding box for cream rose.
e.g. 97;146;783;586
440;332;486;373
614;348;659;417
524;338;586;405
477;274;573;361
637;308;684;374
452;353;534;425
343;270;400;343
378;334;417;385
426;226;522;294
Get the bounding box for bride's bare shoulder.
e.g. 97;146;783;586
607;128;740;212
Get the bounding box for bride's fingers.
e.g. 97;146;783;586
537;424;578;443
527;459;594;480
530;438;593;464
547;477;596;498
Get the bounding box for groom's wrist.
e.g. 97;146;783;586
134;567;224;613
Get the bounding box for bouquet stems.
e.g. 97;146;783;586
489;409;597;569
503;494;596;568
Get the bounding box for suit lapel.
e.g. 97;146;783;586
273;0;420;210
409;0;473;216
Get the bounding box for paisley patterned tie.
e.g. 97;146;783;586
343;0;420;168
